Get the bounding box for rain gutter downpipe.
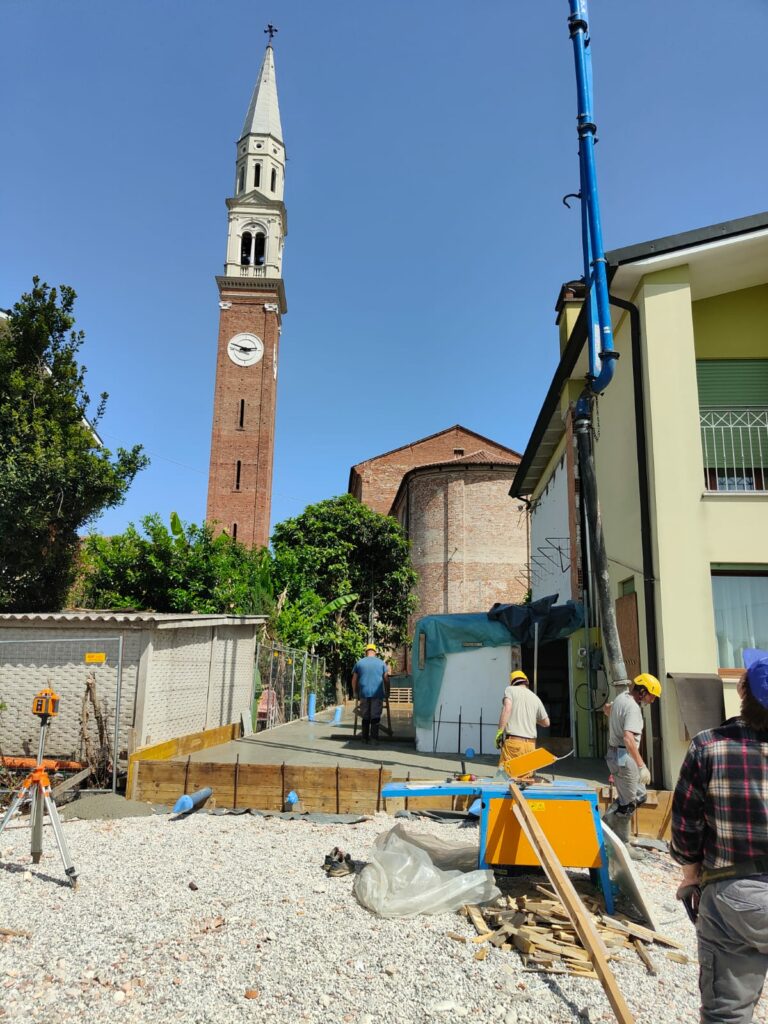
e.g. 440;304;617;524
608;293;664;785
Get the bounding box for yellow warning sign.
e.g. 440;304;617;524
84;652;106;665
527;801;546;812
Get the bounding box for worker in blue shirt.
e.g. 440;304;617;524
351;644;390;744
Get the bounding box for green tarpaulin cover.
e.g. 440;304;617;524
411;614;512;730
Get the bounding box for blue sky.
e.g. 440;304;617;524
2;0;767;539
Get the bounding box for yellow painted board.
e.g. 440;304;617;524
84;652;107;664
504;747;558;778
484;796;602;869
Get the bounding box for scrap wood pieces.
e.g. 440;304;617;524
0;926;31;940
460;895;682;979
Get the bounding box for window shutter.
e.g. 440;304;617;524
697;360;768;407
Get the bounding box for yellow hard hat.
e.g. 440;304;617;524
509;670;529;685
365;643;377;653
634;673;662;698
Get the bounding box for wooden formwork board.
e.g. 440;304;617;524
127;721;241;797
133;760;395;814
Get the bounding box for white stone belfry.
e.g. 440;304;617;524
224;44;287;280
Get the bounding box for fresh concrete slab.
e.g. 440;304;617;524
180;710;609;787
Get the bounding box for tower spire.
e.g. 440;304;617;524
240;39;283;143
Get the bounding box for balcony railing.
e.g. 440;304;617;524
700;407;768;492
239;264;267;278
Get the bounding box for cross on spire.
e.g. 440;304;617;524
264;24;278;45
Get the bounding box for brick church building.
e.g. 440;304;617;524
349;426;530;671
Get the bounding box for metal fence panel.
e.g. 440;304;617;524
253;642;328;732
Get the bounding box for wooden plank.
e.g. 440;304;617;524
51;766;93;800
464;905;489;935
600;916;683;950
509;782;635;1024
633;940;657;975
126;721;241;794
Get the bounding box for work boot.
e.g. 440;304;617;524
612;811;645;861
602;802;619;831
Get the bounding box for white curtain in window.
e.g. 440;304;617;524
711;575;768;668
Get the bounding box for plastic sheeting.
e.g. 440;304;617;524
353;824;499;918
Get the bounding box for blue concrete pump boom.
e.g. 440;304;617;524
566;0;631;692
568;0;616;394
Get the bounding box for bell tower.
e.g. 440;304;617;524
206;36;287;549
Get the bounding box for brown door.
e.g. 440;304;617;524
615;591;646;760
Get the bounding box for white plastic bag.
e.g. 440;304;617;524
353;823;500;918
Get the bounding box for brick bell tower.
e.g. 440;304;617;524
206;39;287;548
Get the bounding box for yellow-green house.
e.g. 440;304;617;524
512;212;768;788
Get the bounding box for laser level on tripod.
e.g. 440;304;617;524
0;687;78;888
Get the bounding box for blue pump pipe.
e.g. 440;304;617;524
566;1;631;692
568;0;617;397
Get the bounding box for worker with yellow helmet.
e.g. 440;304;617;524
603;673;662;854
495;669;550;774
351;643;389;745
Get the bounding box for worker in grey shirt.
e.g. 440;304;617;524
602;673;662;852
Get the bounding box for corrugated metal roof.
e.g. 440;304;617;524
0;612;266;631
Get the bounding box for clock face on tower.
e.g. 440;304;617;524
227;333;264;367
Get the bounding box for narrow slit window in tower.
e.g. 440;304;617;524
235;460;242;491
254;163;261;188
232;523;238;541
238;166;245;193
238;399;245;428
253;232;266;266
240;232;252;265
270;168;277;192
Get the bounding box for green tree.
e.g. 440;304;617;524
271;494;418;696
73;513;274;615
0;279;147;611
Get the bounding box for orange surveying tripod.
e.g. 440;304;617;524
0;688;78;888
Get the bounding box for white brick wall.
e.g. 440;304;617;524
0;616;261;760
0;626;143;761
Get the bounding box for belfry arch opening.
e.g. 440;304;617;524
240;231;266;267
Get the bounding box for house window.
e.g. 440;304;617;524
698;360;768;492
232;523;238;541
254;162;261;188
238;399;245;428
453;448;465;457
711;570;768;668
235;460;242;491
270;168;277;192
619;577;635;597
237;166;245;193
253;231;265;266
240;231;252;265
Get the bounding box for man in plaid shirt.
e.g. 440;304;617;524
671;649;768;1024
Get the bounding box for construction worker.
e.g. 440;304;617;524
602;673;661;852
671;651;768;1024
351;644;389;745
495;670;550;774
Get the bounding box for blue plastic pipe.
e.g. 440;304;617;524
568;0;617;394
173;786;213;815
308;692;317;721
332;705;342;725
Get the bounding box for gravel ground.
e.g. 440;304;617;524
1;809;767;1024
